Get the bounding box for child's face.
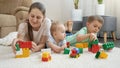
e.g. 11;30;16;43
86;20;102;33
54;24;66;41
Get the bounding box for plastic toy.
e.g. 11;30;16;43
15;41;32;58
66;42;70;48
63;48;70;54
41;52;51;62
102;42;114;51
95;50;108;59
75;42;88;48
88;39;100;53
69;48;81;58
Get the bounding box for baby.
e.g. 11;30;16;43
46;21;67;53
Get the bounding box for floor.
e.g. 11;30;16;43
98;37;120;48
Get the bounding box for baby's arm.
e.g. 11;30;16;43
47;41;66;53
76;33;97;42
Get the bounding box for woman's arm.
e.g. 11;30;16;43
31;36;47;52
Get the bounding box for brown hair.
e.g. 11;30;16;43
87;15;104;24
50;21;62;36
27;2;46;41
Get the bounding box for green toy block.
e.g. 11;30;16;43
88;42;92;48
95;51;100;59
64;48;70;54
91;39;99;44
79;48;83;54
15;43;20;51
102;42;114;50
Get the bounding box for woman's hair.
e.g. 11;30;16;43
87;15;104;24
50;21;62;36
27;2;46;41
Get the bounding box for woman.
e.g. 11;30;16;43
11;2;51;53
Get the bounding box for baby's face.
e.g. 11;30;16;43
55;24;66;41
87;20;102;33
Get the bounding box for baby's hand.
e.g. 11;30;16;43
89;33;97;41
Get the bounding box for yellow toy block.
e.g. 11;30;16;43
75;43;83;48
99;51;108;59
83;43;88;48
16;48;30;58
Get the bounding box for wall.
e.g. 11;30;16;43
33;0;120;38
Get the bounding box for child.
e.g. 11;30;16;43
66;15;104;46
46;21;67;53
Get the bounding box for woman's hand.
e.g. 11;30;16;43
11;38;23;54
31;42;41;52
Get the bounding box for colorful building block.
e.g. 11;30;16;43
95;51;108;59
88;39;100;53
42;52;51;62
75;42;88;48
15;41;32;58
102;42;114;51
66;42;70;48
69;48;81;58
63;48;70;54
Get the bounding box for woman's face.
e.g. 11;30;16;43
28;8;44;31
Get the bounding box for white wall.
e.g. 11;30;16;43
33;0;120;38
33;0;62;22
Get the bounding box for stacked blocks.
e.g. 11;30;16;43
102;42;114;51
95;51;108;59
15;41;32;58
42;52;51;62
69;48;81;58
88;39;100;53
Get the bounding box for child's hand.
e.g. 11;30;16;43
89;33;97;41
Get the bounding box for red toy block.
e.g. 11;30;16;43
66;42;70;48
18;41;32;48
91;44;100;53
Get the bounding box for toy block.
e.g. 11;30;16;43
102;42;114;50
66;42;70;48
91;39;99;44
75;43;83;48
95;51;100;59
63;48;70;54
95;51;108;59
42;52;51;62
19;41;32;48
88;48;92;52
15;41;32;58
99;51;108;59
69;48;80;58
83;42;88;48
88;42;92;48
78;48;83;54
16;48;23;55
91;44;100;53
15;43;20;51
